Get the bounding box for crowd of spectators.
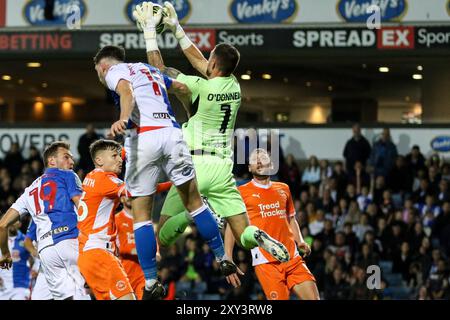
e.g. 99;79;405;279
1;124;449;300
269;125;450;300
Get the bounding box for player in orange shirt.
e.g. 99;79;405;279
77;139;135;300
225;148;319;300
115;180;172;300
115;197;145;300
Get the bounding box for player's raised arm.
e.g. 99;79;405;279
0;208;21;269
133;2;165;71
111;80;135;137
133;2;186;80
168;79;192;115
162;2;208;77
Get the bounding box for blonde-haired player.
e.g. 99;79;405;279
226;149;320;300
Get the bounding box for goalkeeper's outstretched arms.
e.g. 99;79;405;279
162;1;209;77
133;2;192;115
133;2;180;78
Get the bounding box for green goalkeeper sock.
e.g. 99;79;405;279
159;213;191;246
240;225;260;249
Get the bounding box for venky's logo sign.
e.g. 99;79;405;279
337;0;408;22
23;0;87;26
126;0;191;25
229;0;298;23
431;136;450;153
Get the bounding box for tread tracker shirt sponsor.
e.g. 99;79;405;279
238;180;299;265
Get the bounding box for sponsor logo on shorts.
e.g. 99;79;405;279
116;280;127;291
269;291;278;300
182;166;193;177
39;226;70;241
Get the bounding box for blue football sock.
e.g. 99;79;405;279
190;205;225;261
133;221;158;281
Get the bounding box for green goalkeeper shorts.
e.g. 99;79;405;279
160;155;246;218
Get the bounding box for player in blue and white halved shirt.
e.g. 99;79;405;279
0;141;89;300
0;220;32;300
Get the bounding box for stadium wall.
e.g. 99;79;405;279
1;126;449;161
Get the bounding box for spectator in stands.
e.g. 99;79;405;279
280;154;301;199
427;259;449;300
77;123;102;173
413;178;431;205
309;209;326;236
343;222;358;254
343;123;372;174
320;159;333;181
387;156;413;203
331;161;348;201
428;166;441;196
416;195;441;218
316;219;335;248
328;232;350;261
428;153;443;170
437;180;450;205
357;186;373;213
324;268;349;300
316;188;335;214
392;242;413;281
369;128;398;178
348;161;370;194
372;175;386;206
407;222;426;252
405;145;426;177
417;285;431;300
302;155;321;187
344;184;358;203
26;145;43;165
3;143;24;178
353;214;373;243
380;190;395;216
160;245;184;281
407;262;424;293
432;202;450;253
441;163;450;181
356;243;379;270
348;265;372;299
344;201;361;226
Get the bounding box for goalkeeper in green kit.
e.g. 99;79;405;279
133;1;289;286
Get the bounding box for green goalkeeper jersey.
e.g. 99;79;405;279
176;73;241;158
